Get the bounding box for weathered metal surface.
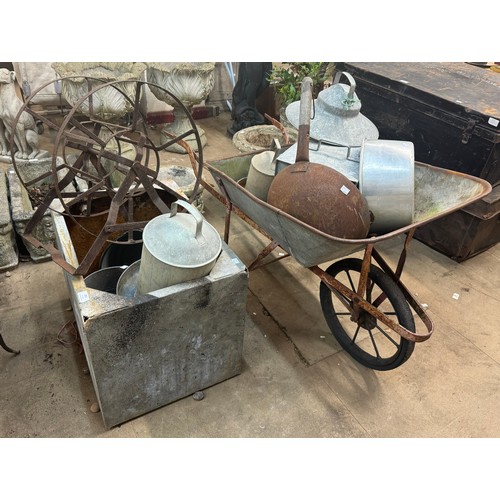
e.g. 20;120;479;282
285;71;379;146
275;140;360;182
267;77;371;239
268;161;372;238
245;150;276;201
53;204;248;428
198;148;488;357
10;77;205;276
200;150;496;348
136;200;222;295
358;139;415;233
203;153;491;268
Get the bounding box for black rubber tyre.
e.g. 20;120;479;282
320;258;415;370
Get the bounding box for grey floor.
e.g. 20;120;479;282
1;113;499;440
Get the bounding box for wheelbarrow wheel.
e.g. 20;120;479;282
320;258;415;370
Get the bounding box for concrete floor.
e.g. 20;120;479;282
1;111;499;438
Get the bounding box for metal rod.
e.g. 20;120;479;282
0;334;20;355
351;244;374;321
247;241;279;271
371;246;434;338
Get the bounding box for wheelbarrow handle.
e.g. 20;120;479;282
295;77;313;163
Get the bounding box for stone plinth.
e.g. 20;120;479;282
7;162;59;263
0;171;18;271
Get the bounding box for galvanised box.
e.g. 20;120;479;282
52;204;248;428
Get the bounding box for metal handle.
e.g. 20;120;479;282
170;199;204;240
311;139;359;162
298;77;313;128
295;77;313;163
333;71;356;99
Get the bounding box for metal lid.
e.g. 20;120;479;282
143;200;221;268
285;71;379;147
116;260;141;297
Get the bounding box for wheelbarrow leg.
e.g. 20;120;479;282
371;228;434;337
0;334;20;355
213;177;233;244
248;240;280;271
224;200;232;244
350;243;374;322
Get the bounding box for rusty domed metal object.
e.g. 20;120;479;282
267;162;371;238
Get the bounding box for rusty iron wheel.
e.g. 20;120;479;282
319;258;415;370
9;77;205;275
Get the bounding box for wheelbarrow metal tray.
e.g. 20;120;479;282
206;152;492;268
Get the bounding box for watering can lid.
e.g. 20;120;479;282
143;201;221;268
285;72;379;147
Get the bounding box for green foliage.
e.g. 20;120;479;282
267;62;328;108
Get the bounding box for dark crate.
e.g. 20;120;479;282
413;185;500;262
337;62;500;260
337;62;500;186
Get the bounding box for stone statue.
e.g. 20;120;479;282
227;62;273;136
0;116;8;155
0;68;40;160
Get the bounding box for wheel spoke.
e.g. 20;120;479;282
66;117;106;148
373;291;388;308
130;81;145;130
64;179;105;207
366;279;374;302
373;323;400;348
64;153;103;184
331;287;353;314
352;325;361;343
345;270;356;291
156;128;196;152
367;329;381;358
22;163;65;188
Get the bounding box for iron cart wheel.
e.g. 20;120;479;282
12;77;204;237
319;258;415;370
9;76;205;275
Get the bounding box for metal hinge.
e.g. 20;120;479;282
462;118;478;144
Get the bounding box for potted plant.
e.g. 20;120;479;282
267;62;334;122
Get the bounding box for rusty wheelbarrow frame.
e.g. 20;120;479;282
193;149;492;370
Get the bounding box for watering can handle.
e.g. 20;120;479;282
333;71;356;99
170;199;204;240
